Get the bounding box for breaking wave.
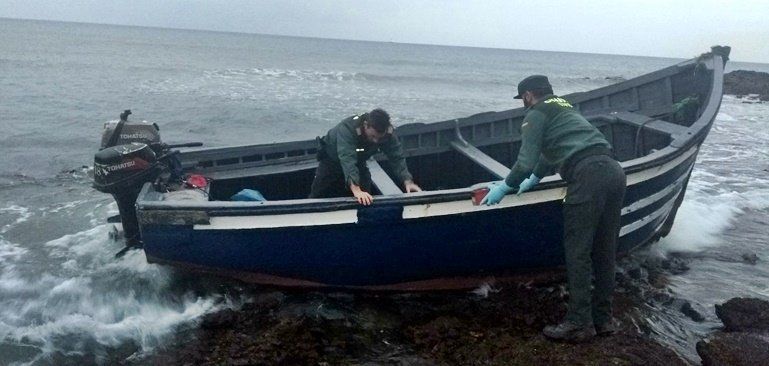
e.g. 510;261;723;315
658;190;744;253
0;225;234;365
205;67;360;82
658;97;769;254
657;159;769;254
0;206;32;234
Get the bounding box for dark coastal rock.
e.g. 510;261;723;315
139;282;687;365
741;252;759;265
723;70;769;101
661;257;690;275
715;297;769;332
651;290;673;305
696;298;769;365
243;291;285;313
679;300;705;322
696;332;769;366
626;264;648;281
200;308;238;329
630;254;691;285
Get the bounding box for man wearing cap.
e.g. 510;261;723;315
310;108;421;205
481;75;627;342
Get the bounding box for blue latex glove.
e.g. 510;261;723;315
481;181;513;206
516;174;540;195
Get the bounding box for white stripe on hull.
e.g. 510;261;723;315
620;187;680;237
195;146;698;230
622;164;692;216
203;210;358;230
624;146;695;186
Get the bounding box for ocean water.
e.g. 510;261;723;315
1;17;768;364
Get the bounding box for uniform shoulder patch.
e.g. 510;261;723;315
543;97;573;108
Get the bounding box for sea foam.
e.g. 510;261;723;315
0;225;230;363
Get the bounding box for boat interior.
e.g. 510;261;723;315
174;60;714;203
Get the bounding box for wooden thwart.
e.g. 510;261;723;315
367;159;403;195
449;140;511;179
609;111;690;136
205;159;318;180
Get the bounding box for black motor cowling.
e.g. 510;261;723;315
93;142;159;194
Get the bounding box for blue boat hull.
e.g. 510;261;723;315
141;147;697;289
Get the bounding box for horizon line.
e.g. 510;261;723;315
6;16;758;64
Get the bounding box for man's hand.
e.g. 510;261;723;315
481;181;513;205
350;183;373;206
404;180;422;193
517;174;540;195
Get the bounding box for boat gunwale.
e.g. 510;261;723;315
137;143;699;220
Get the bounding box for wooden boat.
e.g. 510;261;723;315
130;46;730;290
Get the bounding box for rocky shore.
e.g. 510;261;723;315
723;70;769;101
696;297;769;366
137;260;695;366
119;252;769;366
140;289;685;365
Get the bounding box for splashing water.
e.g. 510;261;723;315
637;96;769;361
0;214;234;365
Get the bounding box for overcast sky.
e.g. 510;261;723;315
2;0;768;63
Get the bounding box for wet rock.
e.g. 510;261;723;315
695;298;769;366
715;297;769;332
651;290;673;305
618;260;650;285
647;271;669;289
200;308;238;329
628;265;647;280
242;291;285;313
679;301;705;322
523;313;537;326
140;281;689;366
741;252;759;265
627;255;673;289
660;257;690;275
696;332;769;366
724;70;769;101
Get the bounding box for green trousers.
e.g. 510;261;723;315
562;155;626;326
309;158;371;199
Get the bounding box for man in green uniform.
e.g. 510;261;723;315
481;75;627;342
310;108;421;205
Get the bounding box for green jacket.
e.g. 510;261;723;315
504;95;611;188
320;114;413;187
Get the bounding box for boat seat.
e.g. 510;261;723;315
607;111;690;136
449;140;511;179
367;159;403;195
204;159;319;180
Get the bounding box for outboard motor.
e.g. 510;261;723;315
93;110;164;248
93;110;202;253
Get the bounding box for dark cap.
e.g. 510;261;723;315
514;75;552;99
